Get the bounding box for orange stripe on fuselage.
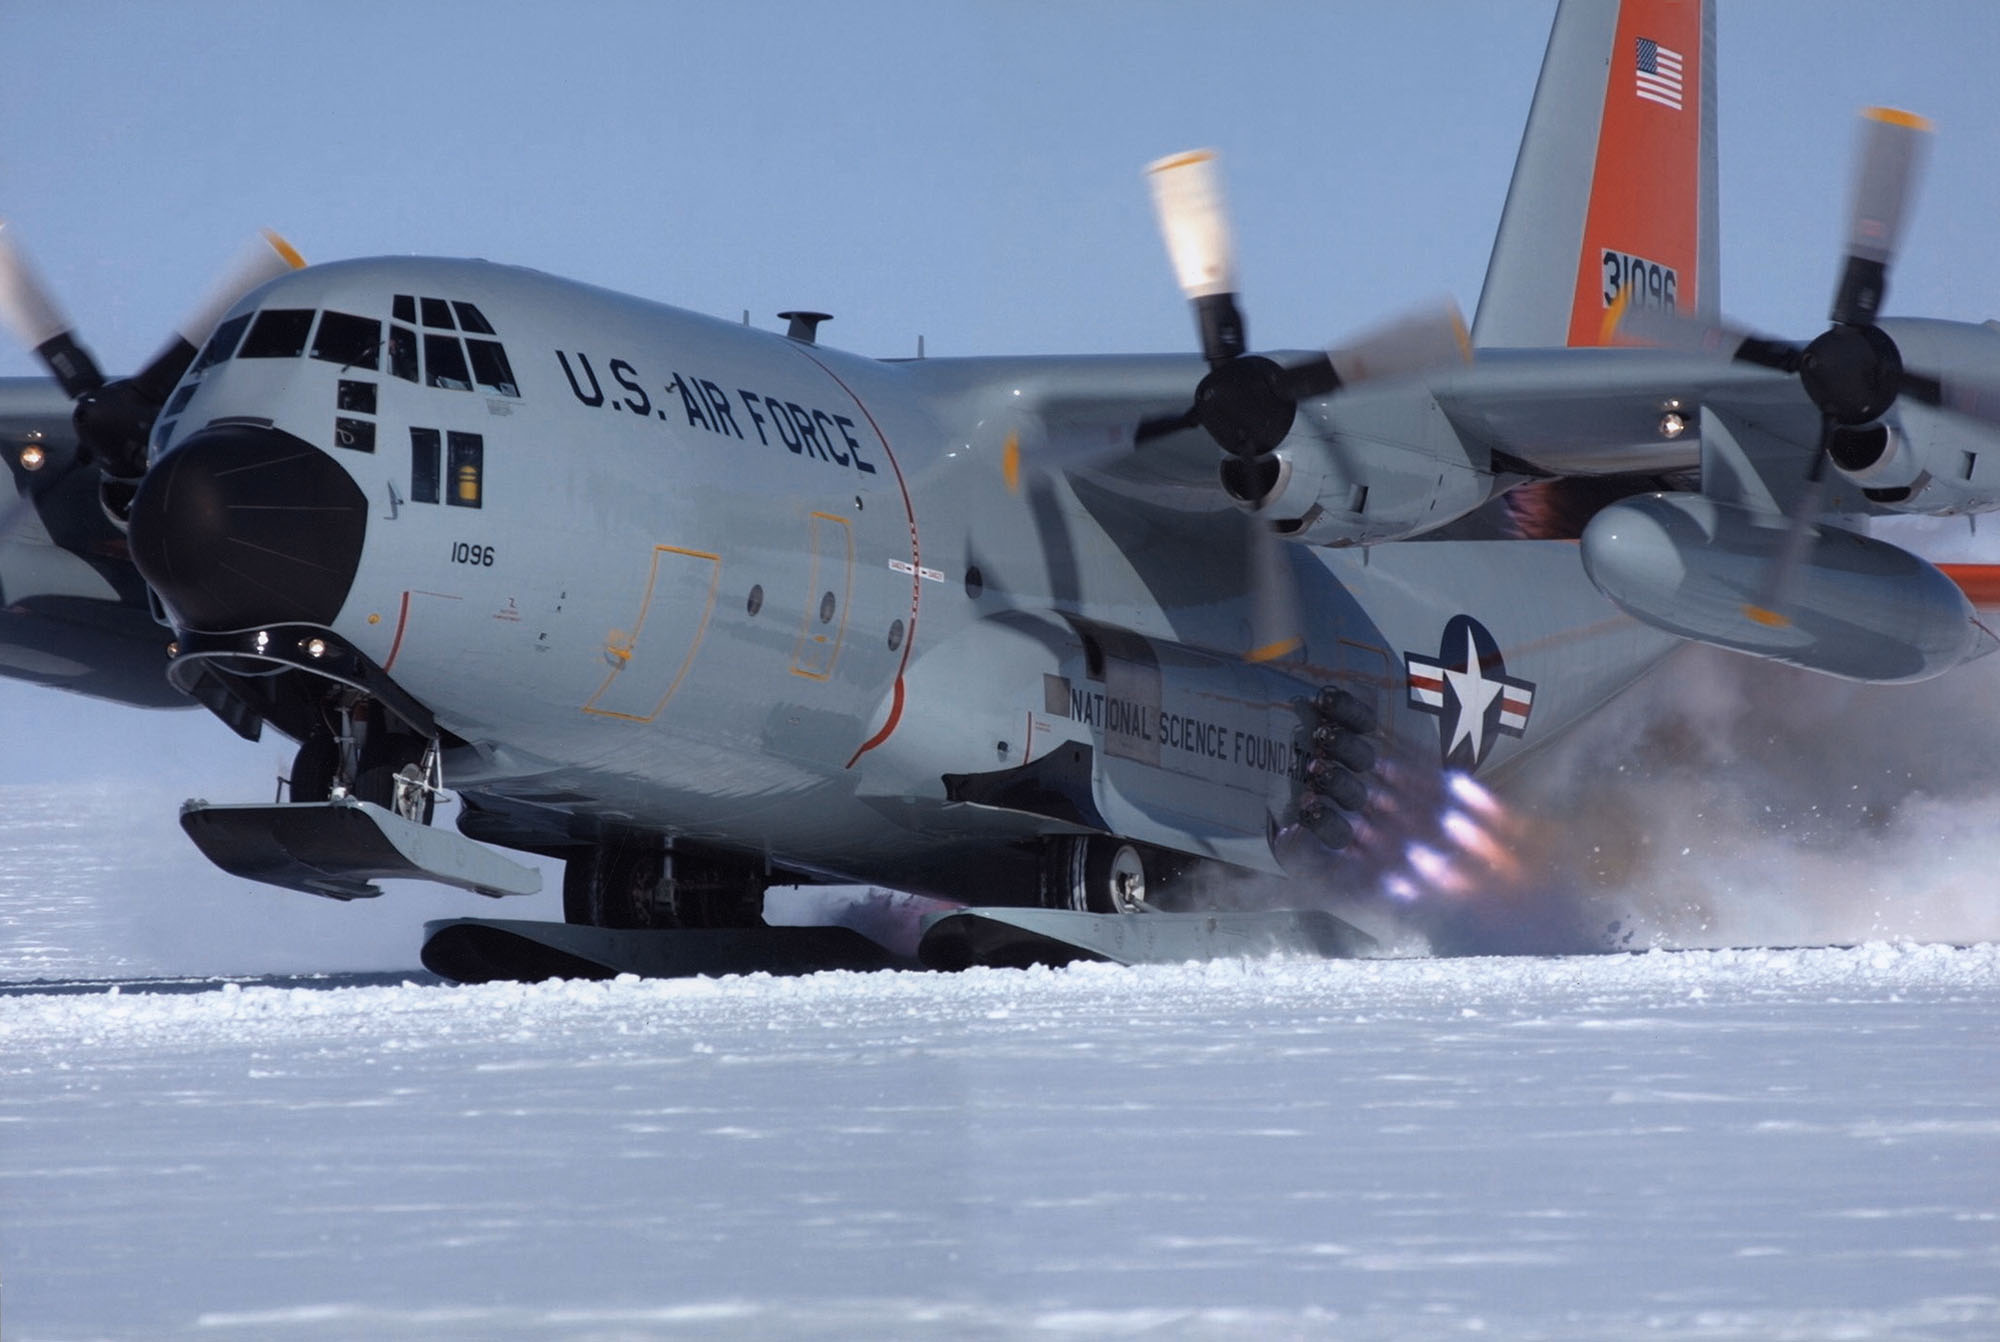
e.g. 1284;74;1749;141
1566;0;1704;347
1939;564;2000;608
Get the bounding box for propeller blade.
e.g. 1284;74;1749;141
131;230;305;403
1607;293;1808;374
1742;416;1836;629
1245;516;1302;663
1146;150;1245;366
999;419;1138;494
0;221;105;398
1901;366;2000;428
1302;298;1471;397
1829;107;1932;327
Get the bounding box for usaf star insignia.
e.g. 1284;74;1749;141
1405;614;1535;770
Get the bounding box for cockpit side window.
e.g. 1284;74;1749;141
392;294;416;324
420;297;456;329
452;302;496;335
238;308;316;359
388;325;419;382
310;311;382;370
465;339;518;397
190;312;252;375
424;332;472;390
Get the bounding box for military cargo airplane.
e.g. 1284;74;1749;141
0;0;1995;969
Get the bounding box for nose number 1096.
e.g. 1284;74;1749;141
451;542;496;567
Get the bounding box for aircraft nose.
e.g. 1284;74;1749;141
127;424;368;631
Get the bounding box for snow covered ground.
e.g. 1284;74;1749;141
5;647;2000;1338
4;947;1998;1340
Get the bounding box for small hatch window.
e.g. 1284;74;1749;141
447;431;483;508
452;301;496;335
334;417;375;453
420;297;456;329
238;308;316;359
310;310;381;370
410;427;441;503
392;294;416;324
424;333;472;390
388;325;419;382
466;339;518;397
190;313;251;375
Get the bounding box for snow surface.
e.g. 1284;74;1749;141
4;946;1998;1340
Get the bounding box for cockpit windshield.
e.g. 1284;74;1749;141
192;296;518;397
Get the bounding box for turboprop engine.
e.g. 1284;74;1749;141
1823;318;2000;515
1248;385;1493;548
1578;490;1988;682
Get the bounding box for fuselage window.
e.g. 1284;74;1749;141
410;427;441;503
190;312;252;375
424;333;472;390
392;294;416;324
334;417;376;453
238;308;317;359
164;382;198;416
388;325;419;382
452;301;496;335
310;310;382;370
446;431;483;508
420;297;456;329
465;339;518;397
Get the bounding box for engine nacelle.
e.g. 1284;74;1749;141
1252;386;1492;546
1580;491;1989;683
1839;318;2000;515
1830;402;2000;515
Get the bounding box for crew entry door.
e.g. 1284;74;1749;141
583;544;721;721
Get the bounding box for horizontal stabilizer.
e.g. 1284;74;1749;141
180;798;543;901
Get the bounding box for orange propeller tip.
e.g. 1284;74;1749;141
1245;637;1303;664
1599;287;1633;346
1741;604;1792;630
262;230;306;270
1864;106;1933;133
1001;429;1022;494
1147;149;1218;176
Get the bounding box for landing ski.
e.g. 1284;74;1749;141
420;906;1377;983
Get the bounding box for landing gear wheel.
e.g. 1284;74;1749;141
1042;836;1157;914
561;842;768;930
353;729;435;825
562;842;661;929
290;731;338;803
1089;841;1150;914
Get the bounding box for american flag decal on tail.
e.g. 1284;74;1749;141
1635;37;1684;111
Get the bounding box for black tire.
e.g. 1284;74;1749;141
665;850;768;928
563;841;665;929
290;732;339;803
1043;836;1152;914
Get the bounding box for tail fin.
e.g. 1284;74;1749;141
1472;0;1716;348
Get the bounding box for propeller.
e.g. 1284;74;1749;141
1141;149;1469;660
0;224;303;494
1614;107;1975;627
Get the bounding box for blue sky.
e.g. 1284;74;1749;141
0;2;1993;934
